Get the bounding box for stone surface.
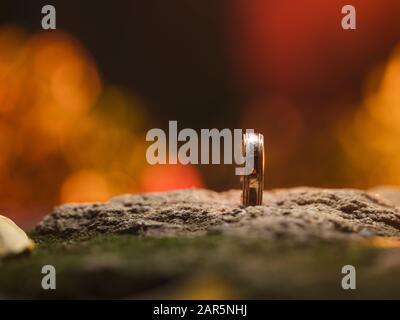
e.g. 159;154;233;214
370;186;400;207
34;188;400;240
3;187;400;299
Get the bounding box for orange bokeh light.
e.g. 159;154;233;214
140;164;203;192
0;25;205;225
60;169;111;203
338;45;400;186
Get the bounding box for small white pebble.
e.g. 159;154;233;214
0;215;34;257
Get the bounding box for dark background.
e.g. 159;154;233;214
1;0;400;225
0;0;238;128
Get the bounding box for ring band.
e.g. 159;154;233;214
242;132;264;206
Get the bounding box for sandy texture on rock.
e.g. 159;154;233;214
34;188;400;240
370;186;400;207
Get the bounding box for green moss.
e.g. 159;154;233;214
0;234;399;299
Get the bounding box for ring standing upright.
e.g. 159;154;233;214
242;133;264;206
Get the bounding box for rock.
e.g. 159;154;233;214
0;215;34;257
370;186;400;207
34;188;400;240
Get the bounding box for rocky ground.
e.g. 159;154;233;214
2;187;400;299
35;188;400;240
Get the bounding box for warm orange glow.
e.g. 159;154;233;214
172;273;238;299
0;25;206;225
0;26;154;224
1;10;399;226
60;170;110;203
364;237;400;249
338;45;400;186
29;32;101;136
0;27;25;115
140;164;203;192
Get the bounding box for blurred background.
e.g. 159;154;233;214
0;0;400;227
